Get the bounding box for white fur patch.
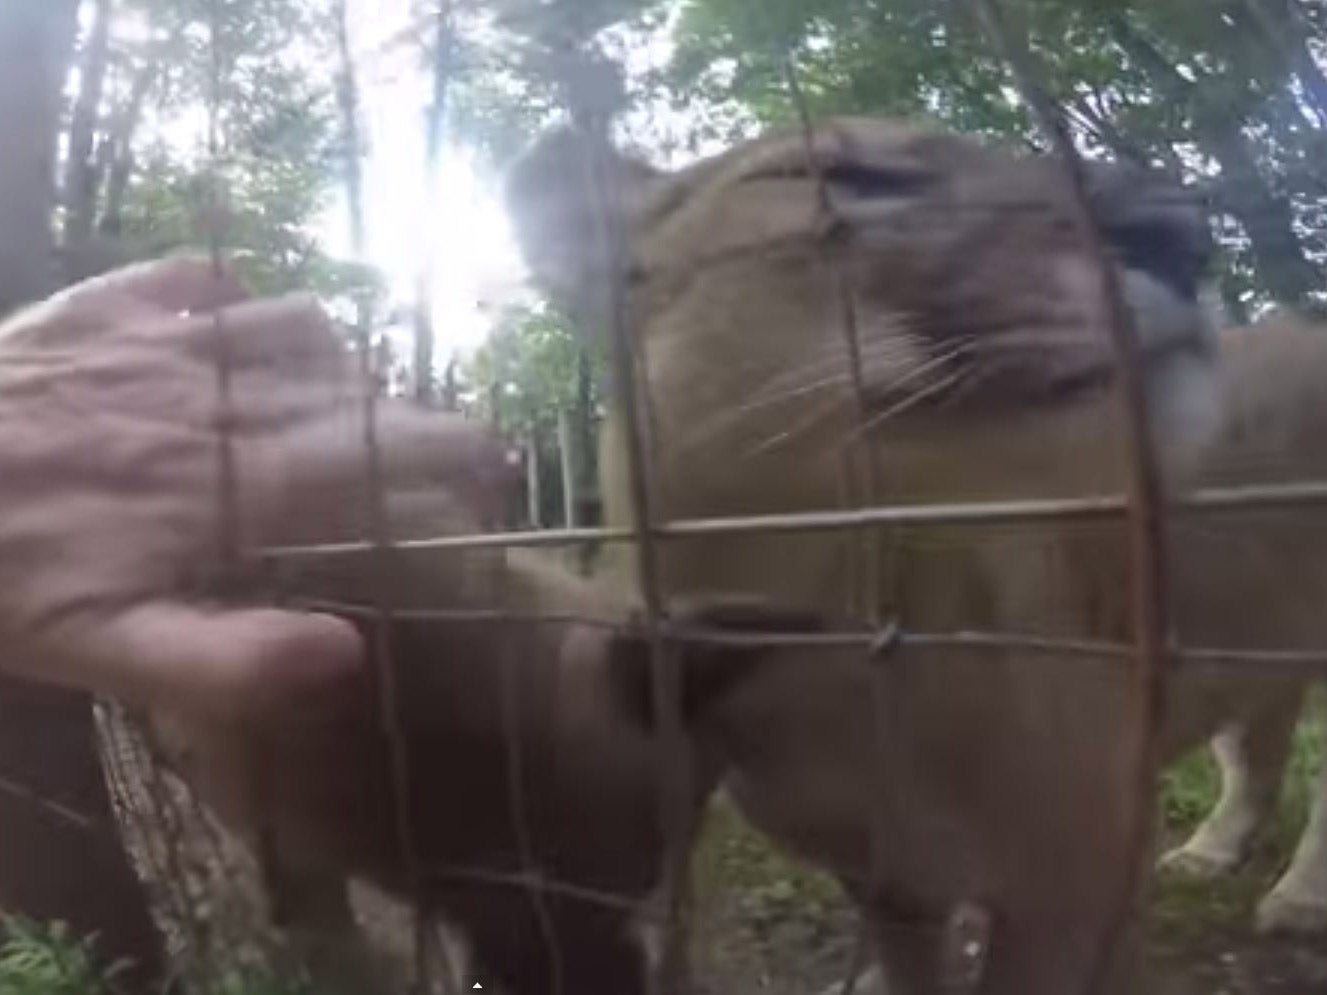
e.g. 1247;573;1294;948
1148;350;1222;486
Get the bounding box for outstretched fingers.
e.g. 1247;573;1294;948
253;403;517;533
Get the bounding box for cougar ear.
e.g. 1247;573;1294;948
503;125;662;323
608;598;828;729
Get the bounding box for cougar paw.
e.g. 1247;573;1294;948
816;966;887;995
1157;843;1241;879
1256;891;1327;937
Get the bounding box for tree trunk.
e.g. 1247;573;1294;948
62;0;114;254
573;347;597;511
441;355;459;411
0;683;163;987
413;1;455;404
99;63;155;238
0;2;75;316
557;408;576;528
0;2;163;988
333;0;373;340
1219;273;1254;325
572;349;599;574
525;435;542;529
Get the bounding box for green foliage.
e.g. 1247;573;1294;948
385;0;664;165
663;0;1327;313
206;969;314;995
461;301;603;526
1153;691;1325;947
1159;743;1223;831
0;918;128;995
464;301;598;433
691;799;845;936
62;0;383;312
0;916;318;995
1161;690;1325;846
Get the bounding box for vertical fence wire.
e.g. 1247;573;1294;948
493;563;566;995
350;244;458;995
71;4;1233;992
354;323;442;995
335;7;444;988
199;0;249;983
778;53;903;995
576;113;693;993
971;2;1175;992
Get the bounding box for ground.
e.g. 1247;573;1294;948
5;699;1327;994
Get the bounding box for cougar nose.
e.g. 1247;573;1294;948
1086;163;1213;301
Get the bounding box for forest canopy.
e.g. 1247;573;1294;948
10;0;1327;527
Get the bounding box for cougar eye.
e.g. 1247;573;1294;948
742;160;933;198
822;163;934;199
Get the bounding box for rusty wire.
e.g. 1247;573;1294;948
205;0;237;578
353;321;443;995
778;45;900;995
8;2;1315;993
120;1;252;985
0;768;101;832
424;864;658;920
577;107;695;995
195;2;315;987
337;0;449;983
254;477;1327;560
267;599;1327;679
972;1;1173;992
491;561;566;995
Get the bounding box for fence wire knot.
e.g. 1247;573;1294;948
869;620;903;661
939;900;991;993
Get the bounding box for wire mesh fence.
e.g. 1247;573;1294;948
2;1;1322;994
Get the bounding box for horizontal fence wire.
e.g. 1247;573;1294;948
0;772;669;924
281;596;1327;677
423;864;657;920
257;478;1327;560
61;9;1327;993
0;770;103;832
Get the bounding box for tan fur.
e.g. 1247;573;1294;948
686;316;1327;989
505;117;1277;994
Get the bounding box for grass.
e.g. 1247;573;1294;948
1152;690;1327;947
0;917;311;995
691;799;844;936
689;798;857;994
0;918;130;995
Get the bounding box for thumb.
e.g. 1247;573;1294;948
89;603;368;722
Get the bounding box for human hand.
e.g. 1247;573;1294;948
0;257;508;720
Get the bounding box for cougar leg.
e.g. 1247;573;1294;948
1159;693;1302;877
452;889;648;995
1257;717;1327;935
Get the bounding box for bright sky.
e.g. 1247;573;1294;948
319;0;709;368
317;0;528;362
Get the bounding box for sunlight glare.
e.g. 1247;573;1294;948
319;0;530;371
